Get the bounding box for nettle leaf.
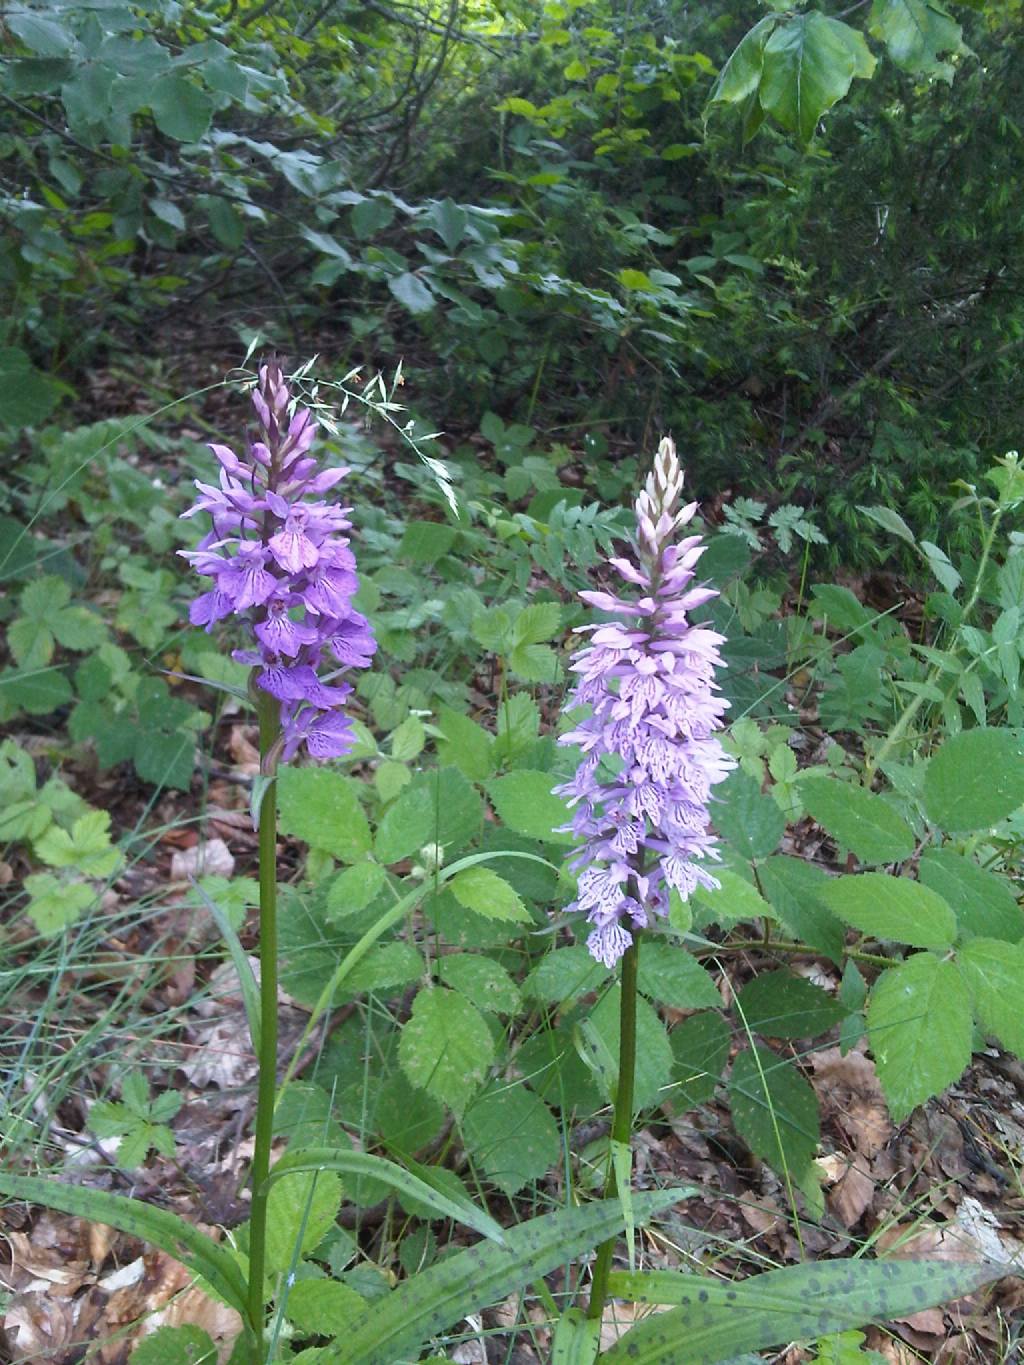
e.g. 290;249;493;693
923;727;1024;832
278;767;371;863
759;12;876;144
487;770;574;845
398;987;495;1117
918;848;1023;943
667;1012;730;1113
450;865;531;923
800;777;915;864
956;937;1024;1055
819;873;956;949
868;0;966;79
727;1046;820;1181
636;942;721;1010
735;970;845;1040
437;954;521;1014
461;1081;561;1194
867;953;972;1120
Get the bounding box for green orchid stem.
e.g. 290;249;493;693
247;690;282;1356
587;935;639;1324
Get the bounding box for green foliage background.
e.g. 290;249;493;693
2;0;1023;560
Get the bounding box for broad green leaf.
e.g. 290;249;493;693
0;348;61;427
265;1169;343;1275
398;987;495;1116
706;14;776;107
450;865;532;923
692;867;773;928
868;0;966;79
380;766;482;861
423;198;468;252
150;73;215;142
398;520;456;565
918;848;1022;942
0;1171;250;1318
374;786;434;864
436;707;495;781
728;1046;819;1180
587;986;674;1111
800;777;915;864
320;1192;683;1365
867;953;971;1119
956;937;1024;1055
8;616;54;669
462;1081;561;1194
389;714;425;761
375;1071;445;1155
819;873;956;949
759;855;845;961
636;942;721;1010
437;953;521;1014
735;970;845;1039
667;1011;730;1112
714;769;784;860
551;1308;602;1365
602;1259;1007;1364
326;862;387;920
923;728;1024;831
278;767;371;863
265;1146;505;1244
759;12;876;144
388;271;435;315
523;945;605;1006
487;769;574;845
129;1325;218;1364
286;1279;367;1337
8;11;73;57
513;602;561;645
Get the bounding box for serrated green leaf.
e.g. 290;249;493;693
918;848;1022;942
523;945;606;1006
735;970;845;1039
389;714;425;761
923;728;1024;831
286;1279;367;1338
278;767;371;863
24;874;97;935
956;937;1024;1055
398;988;495;1117
636;942;721;1010
819;873;956;949
759;855;845;962
436;707;495;781
150;73;215;142
692;867;773;928
129;1324;218;1365
714;769;785;860
800;777;915;864
326;862;387;920
867;953;971;1119
450;865;531;923
487;770;574;845
727;1046;819;1180
265;1169;343;1275
437;954;521;1013
602;1259;1006;1364
588;986;674;1111
462;1081;561;1194
667;1011;730;1112
34;809;120;877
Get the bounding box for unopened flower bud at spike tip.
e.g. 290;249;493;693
554;437;734;968
180;361;375;764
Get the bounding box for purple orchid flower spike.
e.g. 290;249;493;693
180;359;376;763
555;437;734;967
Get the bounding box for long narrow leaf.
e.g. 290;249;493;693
0;1172;252;1324
264;1146;506;1244
322;1190;687;1365
602;1259;1007;1363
